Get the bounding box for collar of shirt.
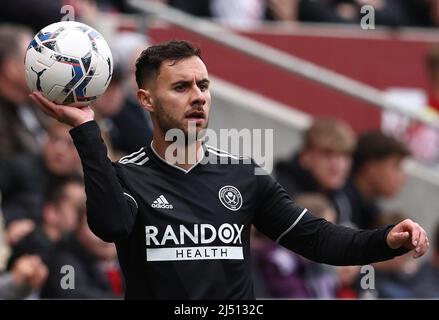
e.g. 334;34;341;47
148;141;205;175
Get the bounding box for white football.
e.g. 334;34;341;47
24;21;113;105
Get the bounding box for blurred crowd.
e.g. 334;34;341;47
0;0;154;299
253;118;439;299
163;0;438;28
0;0;438;299
1;0;438;30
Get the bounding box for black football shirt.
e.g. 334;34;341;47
70;121;406;299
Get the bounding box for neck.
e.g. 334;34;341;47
0;79;27;106
151;132;203;171
353;174;376;200
43;224;61;242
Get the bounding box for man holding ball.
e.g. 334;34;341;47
30;40;429;299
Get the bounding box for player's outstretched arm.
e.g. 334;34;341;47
281;216;428;265
30;92;137;242
254;172;428;266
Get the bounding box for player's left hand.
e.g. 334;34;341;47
386;219;429;258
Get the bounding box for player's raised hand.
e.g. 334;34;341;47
386;219;429;258
29;91;94;127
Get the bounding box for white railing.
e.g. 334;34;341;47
129;0;439;130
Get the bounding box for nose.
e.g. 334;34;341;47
190;85;206;109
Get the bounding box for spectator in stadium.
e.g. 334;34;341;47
0;24;48;158
409;221;439;298
6;176;85;269
109;32;153;155
274;118;355;225
156;0;438;28
267;0;411;27
166;0;211;18
425;44;439;119
265;0;300;22
253;193;338;298
0;255;48;299
401;0;439;27
0;1;62;32
166;0;295;25
41;208;119;299
380;44;439;165
335;264;361;298
209;0;266;27
91;65;126;161
0;121;82;240
343;131;410;229
30;40;429;299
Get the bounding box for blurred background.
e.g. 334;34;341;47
0;0;439;299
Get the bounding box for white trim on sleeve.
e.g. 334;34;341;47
123;192;138;209
275;208;307;243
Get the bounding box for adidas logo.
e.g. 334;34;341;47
151;195;173;209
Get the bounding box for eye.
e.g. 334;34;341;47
199;83;209;91
174;85;186;92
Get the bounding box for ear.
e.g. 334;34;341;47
137;89;155;113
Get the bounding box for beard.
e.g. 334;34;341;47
155;103;209;145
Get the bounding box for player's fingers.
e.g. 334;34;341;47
411;223;421;247
32;92;63;114
395;231;410;242
389;231;409;249
29;93;58;117
414;230;428;258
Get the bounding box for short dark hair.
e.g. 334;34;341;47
352;131;410;174
135;40;202;88
44;175;84;205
